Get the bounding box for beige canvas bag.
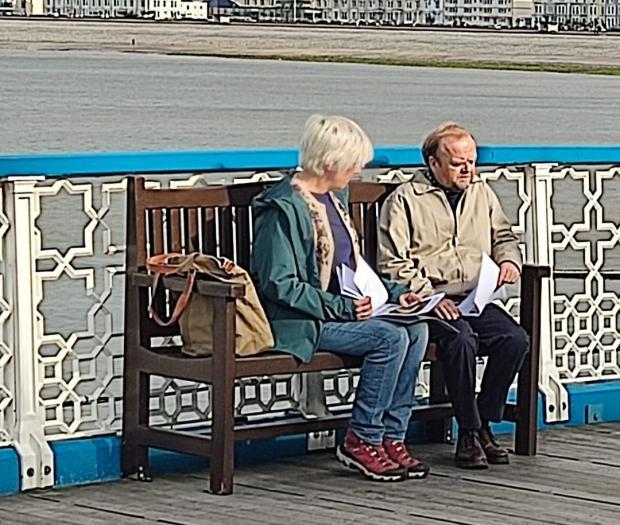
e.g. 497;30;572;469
146;252;274;357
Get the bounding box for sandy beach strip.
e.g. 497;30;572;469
2;19;620;74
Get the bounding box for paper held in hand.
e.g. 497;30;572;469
336;257;445;319
457;253;506;317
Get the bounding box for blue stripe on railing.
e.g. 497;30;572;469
0;149;300;177
0;447;19;495
477;145;620;165
1;146;620;177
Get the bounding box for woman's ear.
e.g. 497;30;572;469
323;165;335;178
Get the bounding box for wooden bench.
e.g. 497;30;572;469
121;176;550;495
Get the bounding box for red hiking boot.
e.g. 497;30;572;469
336;429;407;482
383;439;430;479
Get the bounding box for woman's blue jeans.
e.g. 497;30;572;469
317;320;429;445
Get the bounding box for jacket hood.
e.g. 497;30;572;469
252;174;298;211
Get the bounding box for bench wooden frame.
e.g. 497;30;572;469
121;176;550;495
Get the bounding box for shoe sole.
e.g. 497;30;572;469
487;456;510;465
336;446;407;482
455;459;489;469
408;469;430;479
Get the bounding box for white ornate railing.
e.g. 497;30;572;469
1;146;619;490
0;185;12;446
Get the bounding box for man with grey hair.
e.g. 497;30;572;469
378;122;528;470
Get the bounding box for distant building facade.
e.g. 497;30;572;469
41;0;141;16
144;0;221;19
441;0;513;27
512;0;534;25
10;0;44;14
278;0;423;25
16;0;620;30
607;0;620;27
422;0;445;23
232;0;280;21
533;0;606;29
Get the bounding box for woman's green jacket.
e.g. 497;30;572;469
251;176;408;363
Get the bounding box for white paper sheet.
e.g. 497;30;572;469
337;264;361;300
352;257;389;311
458;253;504;317
337;258;446;320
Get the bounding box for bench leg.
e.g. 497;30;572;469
514;343;539;455
122;370;151;479
514;264;547;456
209;369;235;495
426;361;453;443
208;297;236;495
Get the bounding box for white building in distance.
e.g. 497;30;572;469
533;0;606;29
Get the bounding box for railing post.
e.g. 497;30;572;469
527;163;569;423
5;176;54;490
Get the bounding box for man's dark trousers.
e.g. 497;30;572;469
431;304;530;430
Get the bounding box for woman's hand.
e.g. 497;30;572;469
399;292;422;308
354;296;373;321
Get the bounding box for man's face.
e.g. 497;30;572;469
429;134;477;191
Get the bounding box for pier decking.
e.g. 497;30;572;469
1;423;618;525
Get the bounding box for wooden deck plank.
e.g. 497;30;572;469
1;423;619;525
0;495;159;525
213;455;620;525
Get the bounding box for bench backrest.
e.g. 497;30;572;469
127;177;397;271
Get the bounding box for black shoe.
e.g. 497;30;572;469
477;425;510;465
455;430;489;469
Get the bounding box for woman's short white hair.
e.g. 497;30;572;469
299;114;374;178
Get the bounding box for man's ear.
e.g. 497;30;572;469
428;156;439;173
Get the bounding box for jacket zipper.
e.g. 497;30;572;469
436;189;466;284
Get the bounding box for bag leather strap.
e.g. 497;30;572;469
147;253;195;327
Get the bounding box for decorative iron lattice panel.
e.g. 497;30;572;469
547;166;620;383
0;185;13;446
35;177;127;437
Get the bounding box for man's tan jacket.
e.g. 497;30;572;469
378;172;522;297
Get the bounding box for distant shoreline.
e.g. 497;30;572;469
2;19;620;76
160;52;620;76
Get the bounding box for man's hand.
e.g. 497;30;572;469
498;261;520;286
434;298;461;321
354;296;373;321
399;292;422;308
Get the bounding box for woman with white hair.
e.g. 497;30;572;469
251;115;429;482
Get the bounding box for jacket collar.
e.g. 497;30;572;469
254;173;348;209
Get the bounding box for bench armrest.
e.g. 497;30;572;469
521;263;551;280
519;263;551;332
130;270;245;298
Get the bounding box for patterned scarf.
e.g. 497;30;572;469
291;177;361;291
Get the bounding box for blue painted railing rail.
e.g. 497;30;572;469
2;145;620;177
